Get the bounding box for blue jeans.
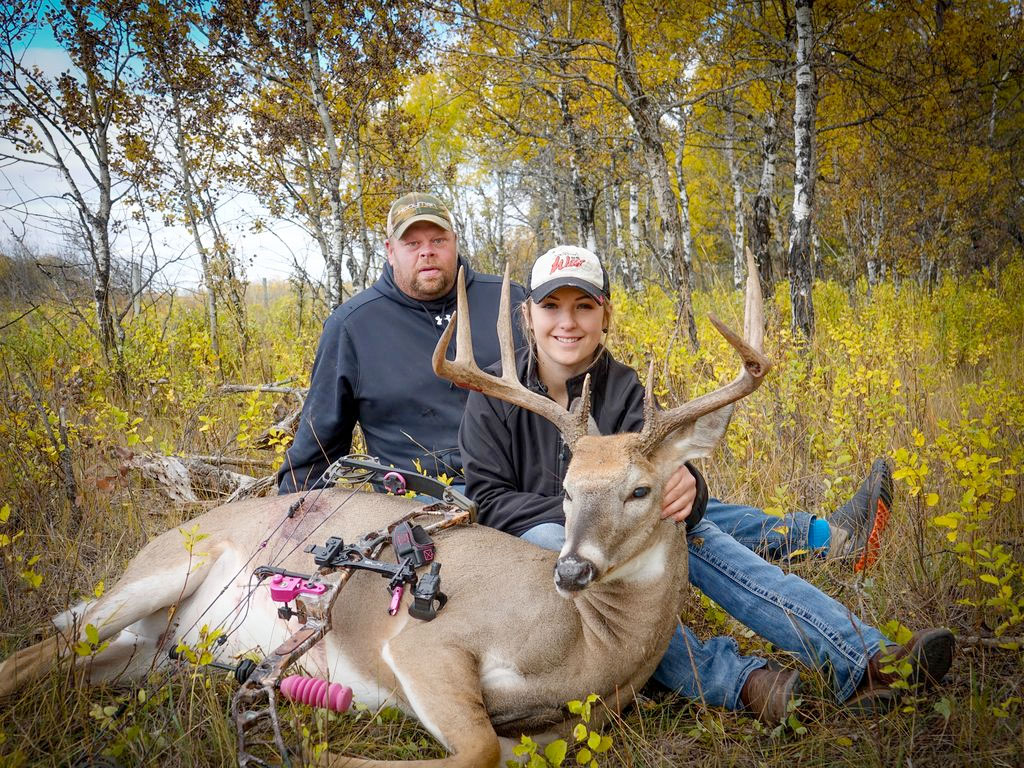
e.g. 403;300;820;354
705;498;816;559
520;507;887;708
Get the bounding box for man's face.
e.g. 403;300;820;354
385;221;458;301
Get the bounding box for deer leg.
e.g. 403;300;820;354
0;543;230;697
320;636;501;768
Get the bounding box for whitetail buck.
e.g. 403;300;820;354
0;254;769;768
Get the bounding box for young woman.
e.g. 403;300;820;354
459;245;953;721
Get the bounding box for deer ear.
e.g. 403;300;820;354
651;404;734;469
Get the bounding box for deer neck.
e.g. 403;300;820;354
569;523;689;654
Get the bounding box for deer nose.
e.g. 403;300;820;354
554;555;595;591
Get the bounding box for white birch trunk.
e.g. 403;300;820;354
673;106;695;291
605;170;617;255
354;137;374;291
546;146;568;245
170;93;220;359
603;0;697;348
725;100;745;289
751;111;777;297
628;180;640;255
612;155;624;250
787;0;817;340
301;0;347;306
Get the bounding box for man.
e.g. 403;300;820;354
279;193;889;574
278;192;527;493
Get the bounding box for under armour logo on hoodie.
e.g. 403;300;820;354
435;313;452;327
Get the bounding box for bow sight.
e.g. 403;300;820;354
165;455;475;768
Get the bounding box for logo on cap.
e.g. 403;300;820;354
550;253;586;274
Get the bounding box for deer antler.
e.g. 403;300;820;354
638;247;772;455
432;264;592;448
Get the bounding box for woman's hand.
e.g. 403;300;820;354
660;464;697;522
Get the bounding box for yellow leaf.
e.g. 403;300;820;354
925;493;939;506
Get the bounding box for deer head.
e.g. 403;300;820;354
433;249;770;597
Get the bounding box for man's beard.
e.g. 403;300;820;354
413;270;455;300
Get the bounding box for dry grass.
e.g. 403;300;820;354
2;267;1023;767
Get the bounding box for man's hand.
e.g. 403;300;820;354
660;464;697;523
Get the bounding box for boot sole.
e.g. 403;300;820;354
854;459;893;572
909;627;955;687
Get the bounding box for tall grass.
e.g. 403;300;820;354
1;263;1022;766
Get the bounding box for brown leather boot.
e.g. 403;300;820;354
869;627;955;687
845;627;955;714
740;664;801;723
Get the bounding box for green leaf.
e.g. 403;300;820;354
933;697;952;720
544;739;567;766
85;623;100;645
0;503;10;523
575;748;592;765
836;736;853;746
587;731;600;750
595;735;613;753
573;724;587;742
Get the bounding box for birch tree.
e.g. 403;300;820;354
723;92;746;290
602;0;698;348
0;0;142;363
212;0;425;306
787;0;816;340
136;0;248;365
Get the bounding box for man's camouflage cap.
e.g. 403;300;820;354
386;192;455;240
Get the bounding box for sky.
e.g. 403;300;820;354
0;9;330;291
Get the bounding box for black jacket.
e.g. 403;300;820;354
460;346;708;537
278;259;527;493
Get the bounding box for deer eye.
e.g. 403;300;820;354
631;486;650;499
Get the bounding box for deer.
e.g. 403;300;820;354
0;253;770;768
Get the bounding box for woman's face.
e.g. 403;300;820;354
529;286;606;378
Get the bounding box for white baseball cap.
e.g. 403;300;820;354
529;245;610;303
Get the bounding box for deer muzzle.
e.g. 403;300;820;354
554;555;596;592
